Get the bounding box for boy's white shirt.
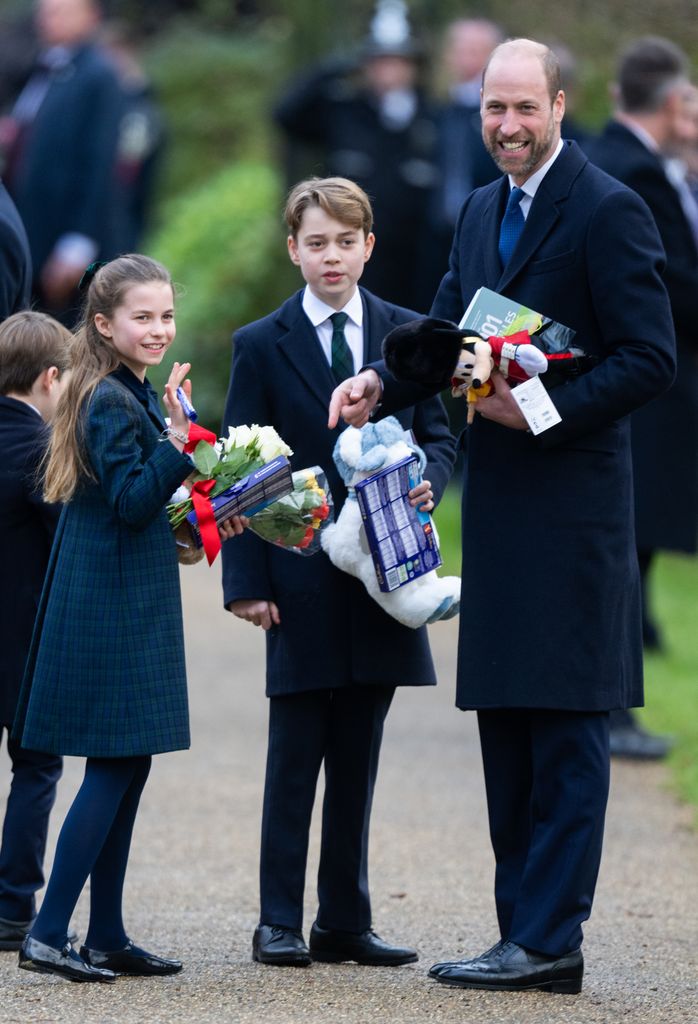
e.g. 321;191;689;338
302;285;364;375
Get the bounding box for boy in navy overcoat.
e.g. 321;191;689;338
0;311;70;948
221;177;455;967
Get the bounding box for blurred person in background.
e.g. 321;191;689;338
0;0;122;326
274;0;439;313
0;179;32;321
100;21;166;255
427;16;502;284
588;37;698;760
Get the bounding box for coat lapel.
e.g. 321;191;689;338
497;141;587;292
484;177;510;288
361;288;401;363
274;292;337;412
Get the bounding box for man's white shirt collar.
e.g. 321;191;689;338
508;138;564;217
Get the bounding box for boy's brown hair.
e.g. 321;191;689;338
284;177;373;237
0;311;72;396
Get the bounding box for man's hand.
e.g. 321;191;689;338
328;369;382;429
227;599;280;630
475;371;528;431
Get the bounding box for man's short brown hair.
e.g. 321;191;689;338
284;177;373;237
0;311;72;395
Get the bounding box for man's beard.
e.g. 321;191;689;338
485;115;556;178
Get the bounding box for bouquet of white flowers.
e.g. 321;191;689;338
167;423;294;565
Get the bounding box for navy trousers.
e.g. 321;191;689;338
477;708;610;956
260;685;395;933
0;725;62;922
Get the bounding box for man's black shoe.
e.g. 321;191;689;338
309;922;417;966
252;924;310;966
429;940;583;993
609;723;672;760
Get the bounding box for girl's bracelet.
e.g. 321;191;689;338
163;425;189;445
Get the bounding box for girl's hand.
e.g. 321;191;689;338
408;478;434;513
163;362;192;448
219;515;248;540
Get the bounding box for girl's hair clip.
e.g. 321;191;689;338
78;260;108;292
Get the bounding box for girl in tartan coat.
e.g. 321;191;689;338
13;255;244;983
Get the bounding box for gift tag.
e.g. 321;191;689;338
511;376;561;434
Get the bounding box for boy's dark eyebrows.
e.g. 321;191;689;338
305;230;358;240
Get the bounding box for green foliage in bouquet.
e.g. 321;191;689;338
148;161;297;426
248;468;332;551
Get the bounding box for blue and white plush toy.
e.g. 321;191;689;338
321;416;460;629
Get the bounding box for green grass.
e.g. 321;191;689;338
434;484;698;821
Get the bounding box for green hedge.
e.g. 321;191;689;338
148;160;297;427
145;25;286;204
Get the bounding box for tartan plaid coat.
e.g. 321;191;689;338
14;365;194;757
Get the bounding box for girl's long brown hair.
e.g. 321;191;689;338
43;254;173;503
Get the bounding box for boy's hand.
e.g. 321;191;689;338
218;515;248;540
408;479;434;513
227;599;280;630
328;369;382;429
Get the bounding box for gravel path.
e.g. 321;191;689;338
0;559;696;1023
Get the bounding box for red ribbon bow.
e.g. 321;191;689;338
183;423;221;565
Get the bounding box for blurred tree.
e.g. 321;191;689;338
148;160;296;425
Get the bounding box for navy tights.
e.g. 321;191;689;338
30;755;151;950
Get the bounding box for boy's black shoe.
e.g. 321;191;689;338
309;922;418;966
252;924;311;966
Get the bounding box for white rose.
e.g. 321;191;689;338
224;424;254;452
257;425;293;462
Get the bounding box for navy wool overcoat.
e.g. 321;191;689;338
14;365;194;757
381;141;676;712
221;288;456;697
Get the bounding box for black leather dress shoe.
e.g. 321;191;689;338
609;723;673;760
80;939;182;976
252;924;311;966
0;916;33;951
429;940;583;994
0;917;78;951
309;922;418;966
18;936;117;983
428;940;504;976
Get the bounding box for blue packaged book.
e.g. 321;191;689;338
354;456;442;593
186;455;293;549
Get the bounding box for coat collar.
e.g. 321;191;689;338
273;288;404;412
110;363;166;432
0;394;43;422
492;140;588;291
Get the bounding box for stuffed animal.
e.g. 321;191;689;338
321;417;461;630
382;317;594;421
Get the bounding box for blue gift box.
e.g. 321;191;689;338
354;456;442;593
186;455;293;548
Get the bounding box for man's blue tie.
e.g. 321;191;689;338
498;186;525;266
330;311;354;383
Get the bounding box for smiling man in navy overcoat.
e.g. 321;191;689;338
329;38;676;994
